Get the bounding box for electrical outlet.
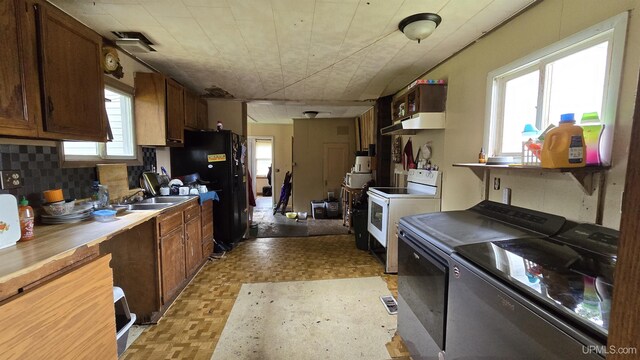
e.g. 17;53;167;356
493;177;501;190
0;170;23;189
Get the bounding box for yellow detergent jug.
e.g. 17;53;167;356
541;113;586;168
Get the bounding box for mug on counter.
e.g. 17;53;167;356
159;186;170;196
178;186;190;195
198;185;208;194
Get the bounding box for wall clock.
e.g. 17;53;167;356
102;46;124;79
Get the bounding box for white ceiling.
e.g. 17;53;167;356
51;0;536;124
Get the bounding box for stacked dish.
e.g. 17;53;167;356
41;203;93;224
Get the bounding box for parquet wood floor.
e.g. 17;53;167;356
122;235;407;360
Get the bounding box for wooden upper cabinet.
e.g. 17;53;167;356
0;0;41;138
197;98;208;130
35;1;106;141
134;72;184;146
166;78;184;144
392;84;447;122
184;90;198;130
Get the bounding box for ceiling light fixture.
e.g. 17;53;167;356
303;111;319;119
399;13;442;43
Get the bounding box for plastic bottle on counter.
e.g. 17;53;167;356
98;184;110;208
478;148;487;164
18;197;35;242
580;112;605;166
541;113;586;168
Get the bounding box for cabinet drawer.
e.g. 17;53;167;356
158;210;183;238
184;204;200;223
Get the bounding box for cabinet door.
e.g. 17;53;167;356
160;228;185;303
184;90;198;130
185;217;202;276
0;0;40;137
197;99;208;130
134;72;167;146
165;78;184;144
0;256;117;359
35;2;106;141
201;200;214;260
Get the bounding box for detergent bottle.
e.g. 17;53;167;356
541;113;586;168
580;112;605;166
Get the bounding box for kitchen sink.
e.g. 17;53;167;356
126;203;174;210
139;196;192;204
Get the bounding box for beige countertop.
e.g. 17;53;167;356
0;197;199;285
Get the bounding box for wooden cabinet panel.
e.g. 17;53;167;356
134;72;166;146
0;256;116;359
35;1;106;141
0;0;40;137
160;228;185;303
201;200;214;259
158;209;183;238
185;217;202;276
197;98;208;130
184;90;198;130
166;78;184;144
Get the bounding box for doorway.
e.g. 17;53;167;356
248;136;275;209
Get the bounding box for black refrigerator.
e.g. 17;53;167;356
170;130;247;246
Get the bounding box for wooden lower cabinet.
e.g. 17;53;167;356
160;227;185;304
0;256;117;359
201;199;214;260
184;204;202;276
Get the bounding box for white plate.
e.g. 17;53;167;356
0;194;21;248
168;179;183;187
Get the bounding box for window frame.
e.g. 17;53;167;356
484;12;628;161
59;76;142;168
254;139;273;177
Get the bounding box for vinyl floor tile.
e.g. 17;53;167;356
122;235;408;359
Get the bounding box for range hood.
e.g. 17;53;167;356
381;112;446;135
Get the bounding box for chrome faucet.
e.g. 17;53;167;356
121;189;146;204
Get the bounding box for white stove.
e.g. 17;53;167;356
367;169;441;273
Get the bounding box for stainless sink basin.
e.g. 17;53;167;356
126;203;174;210
140;196;192;204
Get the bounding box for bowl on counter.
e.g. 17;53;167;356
42;199;75;216
93;209;117;222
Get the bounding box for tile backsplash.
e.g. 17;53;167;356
0;144;156;206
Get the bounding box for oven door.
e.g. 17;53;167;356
398;227;449;355
368;192;389;246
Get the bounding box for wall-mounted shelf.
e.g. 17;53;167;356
452;163;610;196
453;162;610;224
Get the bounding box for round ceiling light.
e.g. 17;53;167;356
303;111;319;118
399;13;442;43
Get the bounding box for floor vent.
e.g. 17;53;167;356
380;295;398;315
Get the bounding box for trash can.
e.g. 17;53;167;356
324;200;340;218
352;208;369;250
311;200;325;219
114;287;137;357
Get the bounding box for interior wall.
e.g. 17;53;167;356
292;118;356;212
207;100;247;136
247;123;294;198
393;0;639;229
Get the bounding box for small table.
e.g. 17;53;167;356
341;184;364;231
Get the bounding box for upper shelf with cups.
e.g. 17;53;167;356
381;82;447;136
